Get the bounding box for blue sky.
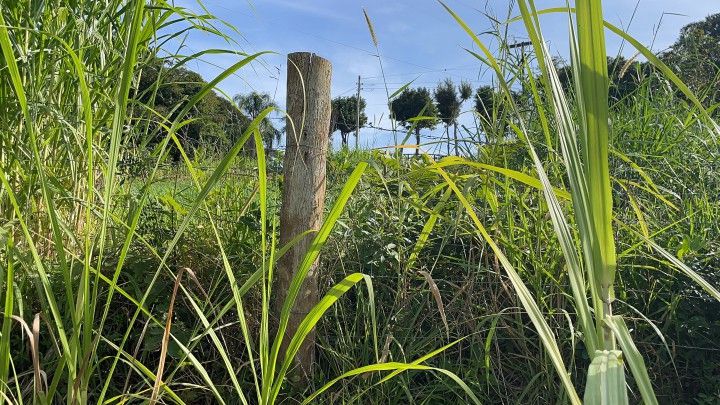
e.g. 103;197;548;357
174;0;719;152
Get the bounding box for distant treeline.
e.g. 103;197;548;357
133;12;719;157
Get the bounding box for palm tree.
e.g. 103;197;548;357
233;92;280;152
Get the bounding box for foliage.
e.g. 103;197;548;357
434;78;461;127
135;57;249;157
474;85;516;141
331;95;368;148
0;0;471;403
1;1;720;404
233;92;281;152
433;78;474;155
434;79;460;155
390;87;439;154
443;0;720;403
459;80;473;101
390;87;439;130
663;13;720;103
554;55;653;103
474;85;499;122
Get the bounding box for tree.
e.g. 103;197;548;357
663;13;720;103
554;56;650;103
456;80;473;154
474;85;518;141
134;57;249;159
233;92;280;153
330;95;367;149
390;87;439;155
459;80;473;103
474;85;499;125
434;78;461;155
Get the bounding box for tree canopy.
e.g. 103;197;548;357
554;56;651;104
663;13;720;103
390;87;438;154
474;85;522;140
233;92;280;152
331;95;367;148
459;80;473;102
434;79;461;128
474;85;501;123
135;57;248;158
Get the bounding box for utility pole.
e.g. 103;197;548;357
355;75;361;149
276;52;332;382
508;40;532;69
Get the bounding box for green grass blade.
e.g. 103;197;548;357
511;7;720;137
99;106;273;404
100;338;186;405
575;0;617;303
0;235;14;401
405;187;452;272
254;127;270;390
268;162;368;391
427;157;571;200
584;350;629;405
0;9;74;378
434;165;581;404
376;338;465;385
271;273;370;400
605;316;658;405
303;361;480;405
507;121;598;354
641;235;720;302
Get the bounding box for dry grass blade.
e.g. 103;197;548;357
379;334;393;363
150;267;195;404
32;314;43;398
417;270;450;340
618;52;640;78
11;314;43;398
123;317;153;396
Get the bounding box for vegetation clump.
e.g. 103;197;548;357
0;1;719;404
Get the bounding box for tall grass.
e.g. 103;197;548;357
439;0;720;403
0;1;479;403
1;0;719;403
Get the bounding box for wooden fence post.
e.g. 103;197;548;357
276;52;332;381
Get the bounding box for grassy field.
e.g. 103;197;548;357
0;0;719;404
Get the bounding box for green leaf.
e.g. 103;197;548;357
268;163;368;401
433;164;581;404
584;350;629;405
605;316;658;405
303;361;480;405
272;273;372;400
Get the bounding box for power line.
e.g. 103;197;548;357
361;65;484;79
363;79;491;87
334;85;357;97
183;1;494;83
200;0;440;70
